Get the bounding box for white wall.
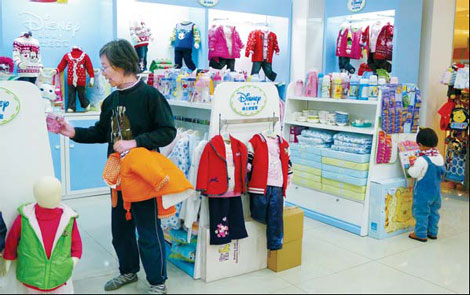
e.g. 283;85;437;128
290;0;324;81
418;0;456;154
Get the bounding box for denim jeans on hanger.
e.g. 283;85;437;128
338;56;355;74
135;45;148;72
209;58;235;71
175;49;196;71
251;60;277;81
112;191;167;286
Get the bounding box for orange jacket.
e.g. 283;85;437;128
105;148;193;220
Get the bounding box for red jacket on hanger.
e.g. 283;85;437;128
56;47;94;87
245;30;280;63
374;24;394;60
248;134;291;197
196;135;248;197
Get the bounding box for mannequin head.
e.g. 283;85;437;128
33;176;62;209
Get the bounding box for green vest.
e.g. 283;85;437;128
16;204;75;290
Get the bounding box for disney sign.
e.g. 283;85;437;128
0;88;21;125
230;85;267;116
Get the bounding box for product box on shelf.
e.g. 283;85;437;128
369;178;415;239
268;206;304;272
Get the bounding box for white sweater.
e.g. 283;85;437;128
408;154;445;181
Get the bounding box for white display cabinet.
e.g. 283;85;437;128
283;82;404;236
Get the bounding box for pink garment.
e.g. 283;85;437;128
266;137;283;187
208;25;218;61
209;25;244;60
336;27;363;59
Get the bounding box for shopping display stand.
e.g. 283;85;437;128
282;82;414;236
0;81;57;292
169;82;282;281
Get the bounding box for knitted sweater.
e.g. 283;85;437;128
56;48;94;87
12;35;42;77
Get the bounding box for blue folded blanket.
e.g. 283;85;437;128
333;132;372;145
301;129;336;143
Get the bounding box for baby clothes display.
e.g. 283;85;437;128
12;32;42;83
129;20;153;72
245;29;280;81
208;25;244;71
56;47;94;112
3;203;82;292
247;133;292;250
170;22;201;71
336;26;363;74
196;135;248;245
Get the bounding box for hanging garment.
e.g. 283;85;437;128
336;27;363;59
161;136;192;231
12;34;42;78
245;30;280;63
171;22;201;50
210;25;244;60
196;135;248;197
180;139;208;242
56;48;94;87
375;24;394;60
208;196;248;245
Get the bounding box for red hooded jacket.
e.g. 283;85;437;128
196;135;248;197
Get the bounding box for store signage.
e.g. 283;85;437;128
230;85;267;116
19;12;80;48
0;88;21;126
348;0;366;12
198;0;218;8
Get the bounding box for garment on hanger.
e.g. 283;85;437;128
209;25;244;71
374;23;394;60
130;21;153;71
247;133;292;250
12;33;42;79
245;29;279;63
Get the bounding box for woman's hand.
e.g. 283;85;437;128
113;140;137;154
57;117;76;138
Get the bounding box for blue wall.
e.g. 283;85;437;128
1;0;114;68
1;0;292;82
323;0;423;84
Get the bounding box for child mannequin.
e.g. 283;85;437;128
408;128;445;242
0;176;82;293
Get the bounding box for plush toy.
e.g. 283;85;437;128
39;84;57;113
0;176;82;293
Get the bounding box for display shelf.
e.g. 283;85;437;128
285;120;375;135
293;183;365;204
288;96;379;105
167;99;212;110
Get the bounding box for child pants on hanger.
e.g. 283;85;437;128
208;196;248;245
250;186;284;250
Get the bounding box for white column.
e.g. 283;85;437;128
418;0;456;154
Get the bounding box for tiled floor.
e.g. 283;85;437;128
3;192;468;294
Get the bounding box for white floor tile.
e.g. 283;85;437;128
72;232;119;281
273;285;307;294
299;261;454;294
378;232;469;294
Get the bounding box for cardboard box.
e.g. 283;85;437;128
267;239;302;272
369;178;415;239
268;206;304;272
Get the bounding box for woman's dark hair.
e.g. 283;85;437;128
416;128;439;148
99;39;139;75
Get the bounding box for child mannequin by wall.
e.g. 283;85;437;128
0;176;82;293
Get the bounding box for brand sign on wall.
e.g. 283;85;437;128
348;0;366;12
0;88;21;125
198;0;218;8
230;85;267;116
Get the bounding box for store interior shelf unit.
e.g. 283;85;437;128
167;99;213;110
283;82;387;236
288;96;379;105
284;120;375;135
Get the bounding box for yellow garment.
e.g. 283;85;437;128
104;148;194;220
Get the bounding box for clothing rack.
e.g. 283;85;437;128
174;115;210;126
218;112;279;134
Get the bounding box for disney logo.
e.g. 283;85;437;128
19;12;80;37
237;92;261;104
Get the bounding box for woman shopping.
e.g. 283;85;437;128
58;39;176;295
